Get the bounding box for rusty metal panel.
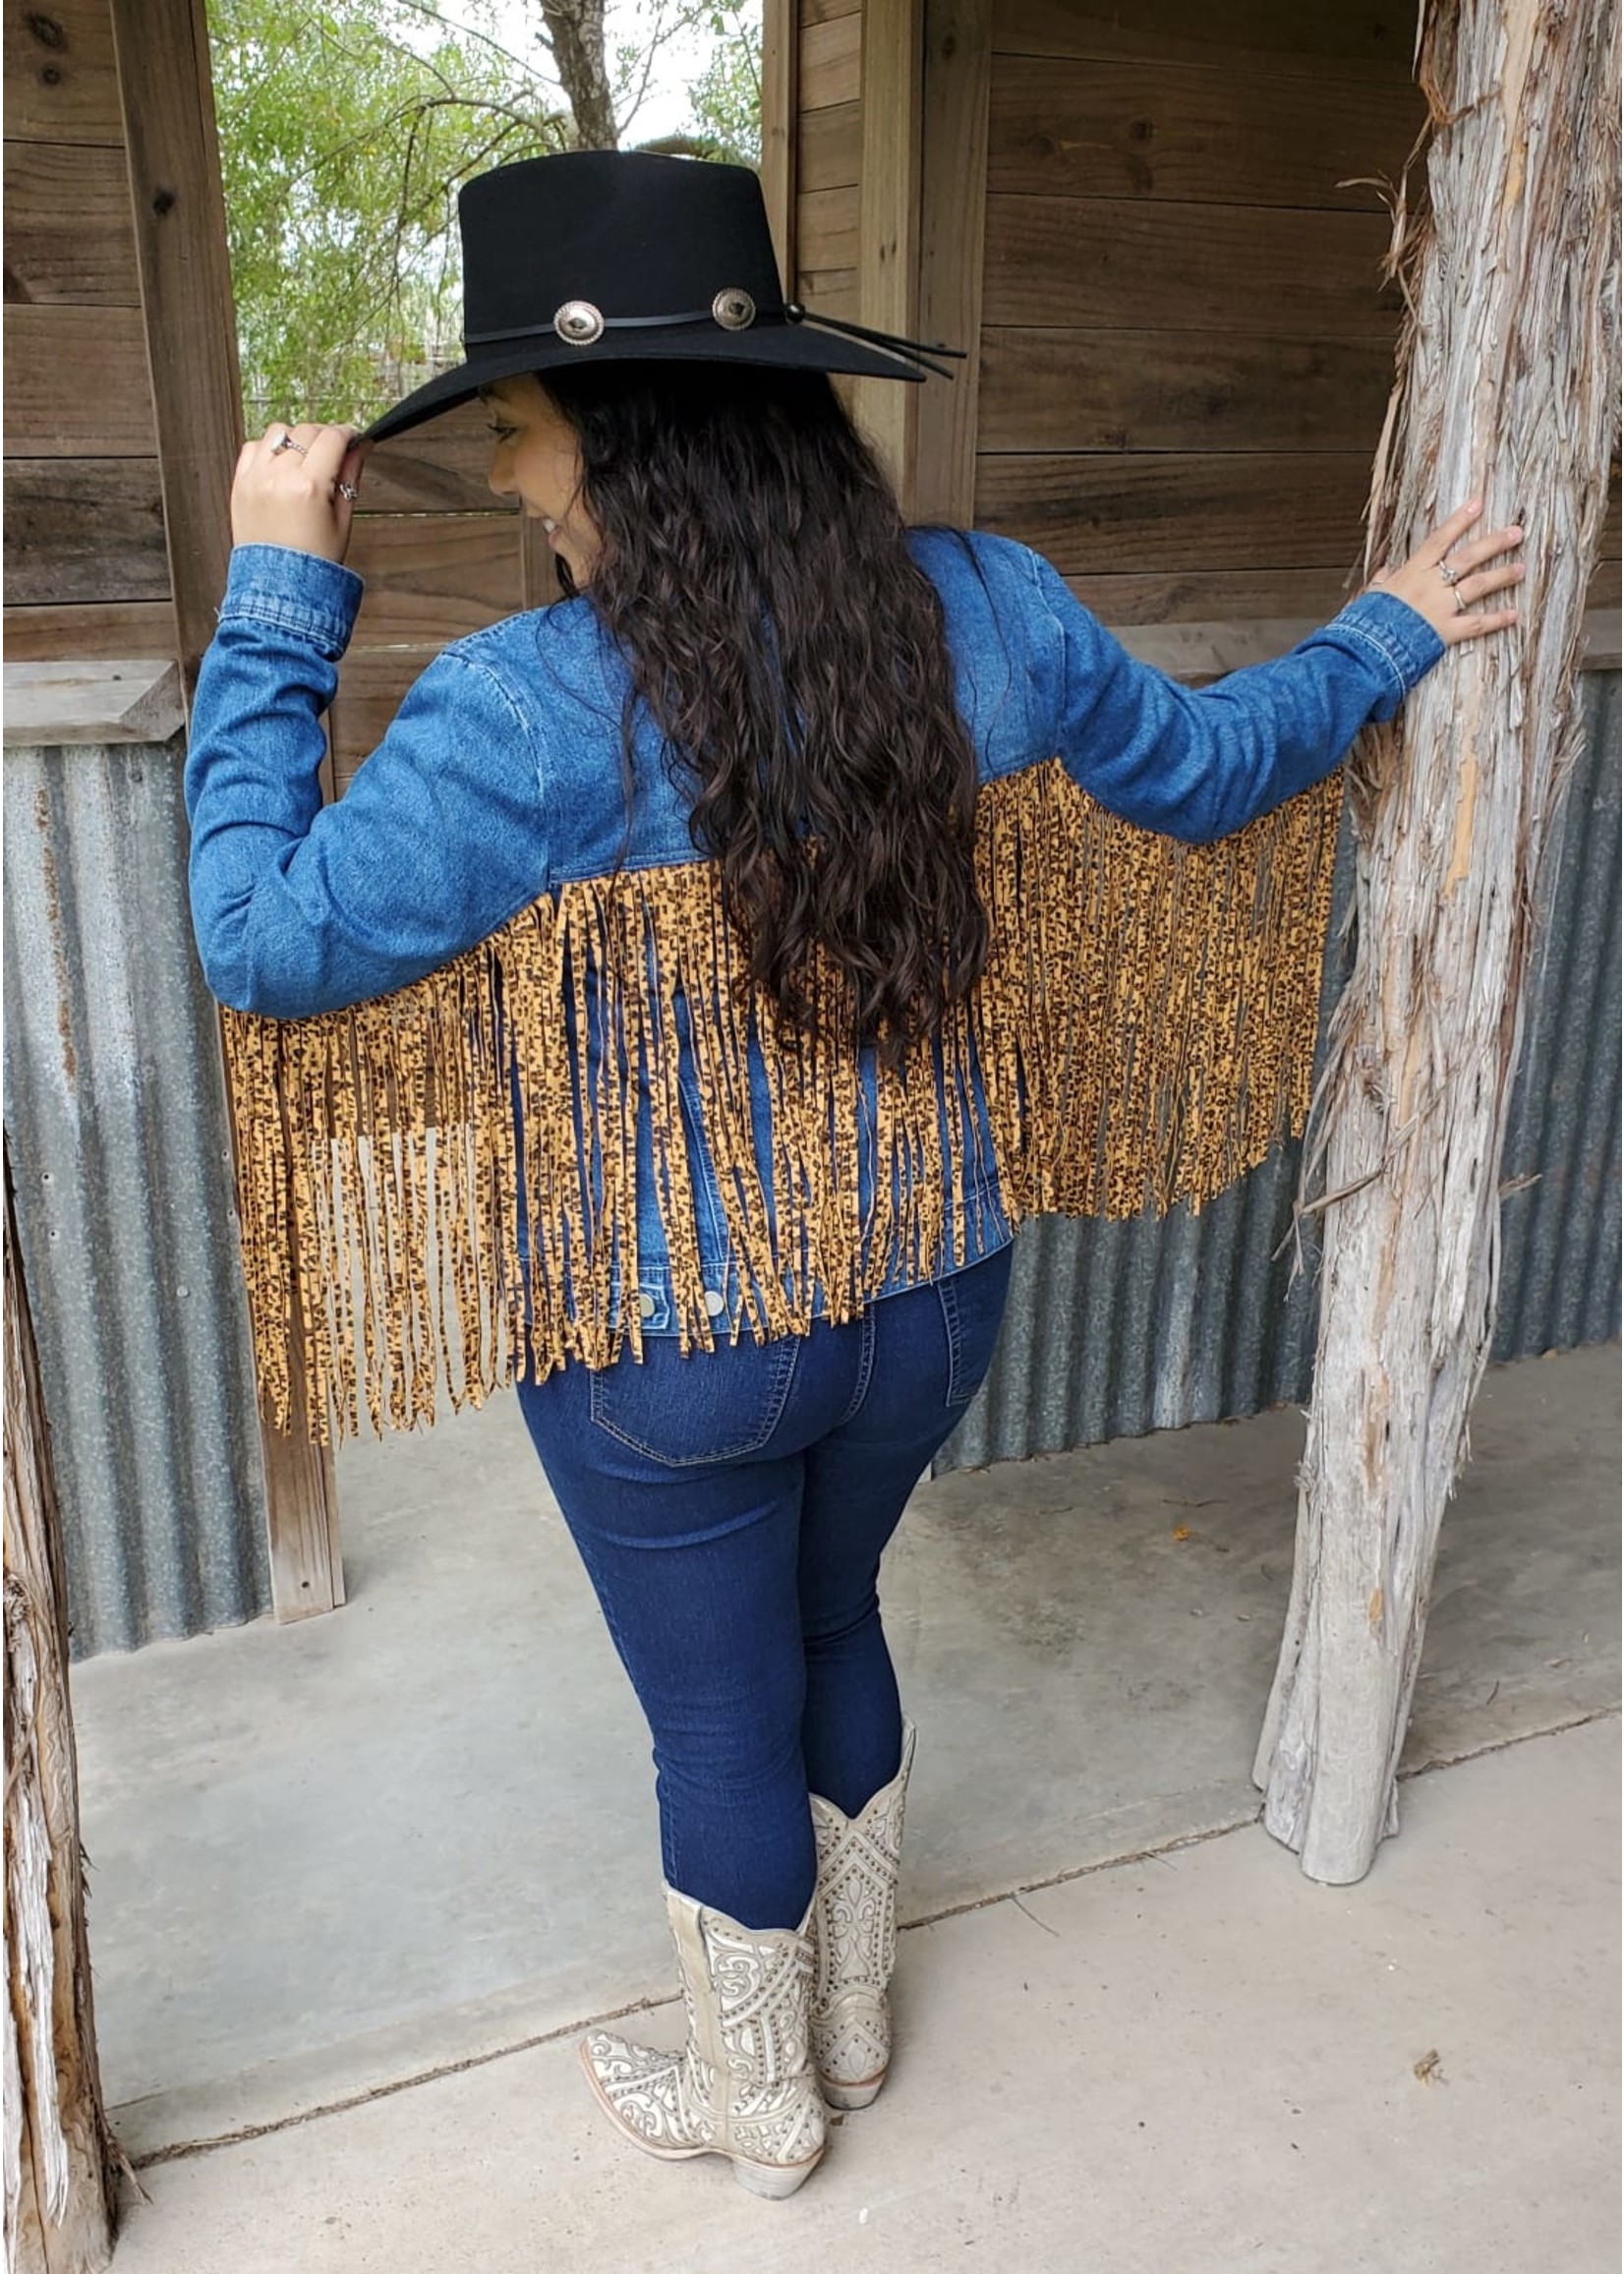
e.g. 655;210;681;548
3;734;270;1655
944;671;1622;1469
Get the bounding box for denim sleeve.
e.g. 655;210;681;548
1020;547;1447;844
185;543;550;1019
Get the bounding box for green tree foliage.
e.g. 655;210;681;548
211;0;565;423
683;5;762;164
210;0;765;427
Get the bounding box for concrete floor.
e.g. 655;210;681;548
68;1344;1619;2262
104;1719;1620;2274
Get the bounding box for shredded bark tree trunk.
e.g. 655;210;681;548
1253;0;1620;1883
4;1152;119;2274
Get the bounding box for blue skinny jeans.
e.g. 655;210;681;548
515;1246;1014;1931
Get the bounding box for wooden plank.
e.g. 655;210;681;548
993;0;1418;79
987;53;1422;209
4;0;124;143
344;514;524;643
761;0;798;285
974;449;1371;574
795;266;859;322
799;98;860;191
913;0;991;525
359;399;506;514
854;0;922;496
3;597;177;660
978;327;1396;455
803;0;858;22
801;10;860;108
2;656;183;744
1586;556;1621;612
982;195;1402;337
3;305;155;454
3;457;168;603
798;183;858;272
3;139;141;302
109;0;243;695
1061;565;1362;624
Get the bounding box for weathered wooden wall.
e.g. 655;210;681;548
793;0;863;324
251;0;1621;783
325;405;545;787
968;0;1620;628
3;0;179;663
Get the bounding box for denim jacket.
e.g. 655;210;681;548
187;529;1444;1349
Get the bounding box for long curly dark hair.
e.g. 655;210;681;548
541;362;988;1071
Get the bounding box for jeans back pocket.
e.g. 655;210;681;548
588;1333;800;1467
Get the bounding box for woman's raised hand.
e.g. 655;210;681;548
1364;497;1526;645
231;422;370;563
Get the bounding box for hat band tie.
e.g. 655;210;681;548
464;300;964;380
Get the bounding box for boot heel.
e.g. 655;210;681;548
819;2071;884;2112
732;2148;824;2198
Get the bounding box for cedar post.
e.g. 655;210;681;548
3;1149;119;2273
1253;0;1620;1881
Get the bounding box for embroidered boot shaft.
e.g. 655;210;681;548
579;1883;827;2198
809;1717;917;2109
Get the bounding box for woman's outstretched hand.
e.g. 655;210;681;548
231;421;370;563
1363;497;1525;645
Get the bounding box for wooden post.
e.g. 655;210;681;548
854;0;925;503
760;0;800;289
4;1149;119;2274
110;0;342;1616
912;0;991;526
1253;0;1620;1882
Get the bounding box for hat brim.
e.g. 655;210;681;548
362;324;926;444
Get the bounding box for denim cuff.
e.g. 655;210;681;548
217;544;366;661
1325;589;1447;702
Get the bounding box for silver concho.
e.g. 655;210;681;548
712;287;756;332
553;299;605;346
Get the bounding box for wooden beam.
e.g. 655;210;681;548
109;0;342;1622
855;0;924;501
761;0;800;288
2;657;183;746
914;0;991;524
108;0;243;696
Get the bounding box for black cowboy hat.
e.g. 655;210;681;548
362;149;959;445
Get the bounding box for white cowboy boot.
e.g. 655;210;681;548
808;1717;917;2110
579;1882;827;2198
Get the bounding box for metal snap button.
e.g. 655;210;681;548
554;299;605;346
702;1288;726;1317
637;1291;657;1321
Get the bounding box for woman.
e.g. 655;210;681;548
187;150;1524;2200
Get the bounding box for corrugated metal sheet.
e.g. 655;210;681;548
3;735;270;1656
944;671;1622;1470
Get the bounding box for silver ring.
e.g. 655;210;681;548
1438;557;1462;585
337;480;359;501
270;433;308;457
